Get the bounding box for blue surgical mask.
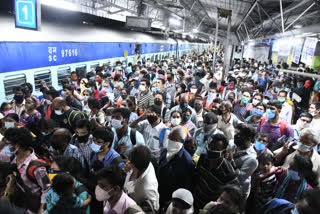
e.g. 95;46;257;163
278;97;286;103
287;169;300;181
4;145;15;155
91;142;102;153
266;109;276;119
152;87;160;92
90;77;95;81
254;141;266;151
253;108;264;117
284;88;290;92
297;85;303;88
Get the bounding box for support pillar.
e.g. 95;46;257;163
223;13;232;80
213;10;219;65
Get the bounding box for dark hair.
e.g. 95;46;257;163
256;102;267;111
298;189;320;214
222;185;245;212
13;86;26;94
86;80;97;90
52;156;84;179
299;112;313;120
209;133;228;149
88;97;100;109
6;113;19;122
22;83;33;92
170;110;182;118
129;145;151;171
293;154;318;187
255;132;269;141
207;204;237;214
75;119;90;131
257;153;276;165
62;84;74;95
242;88;253;97
92;127;114;147
4;127;33;150
96;166;126;189
253;93;263;99
236;123;256;142
141;78;151;87
203;112;218;124
0;102;10;112
157;78;165;85
38;118;58;131
267;100;282;110
148;105;161;115
311;102;320;110
52;173;75;195
112;108;131;120
278;90;288;96
46;89;60;99
209;81;217;89
182;108;192;115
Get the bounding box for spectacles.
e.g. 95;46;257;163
301;119;311;123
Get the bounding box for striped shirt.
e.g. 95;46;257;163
233;102;250;122
137;90;154;110
164;82;176;103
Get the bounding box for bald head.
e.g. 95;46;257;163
169;126;186;143
181;94;190;104
51;128;71;152
52;97;67;110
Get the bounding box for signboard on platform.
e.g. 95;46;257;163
15;0;40;30
301;37;318;66
292;39;304;64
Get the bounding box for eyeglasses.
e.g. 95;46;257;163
300;119;311;123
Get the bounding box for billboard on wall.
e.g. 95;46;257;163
292;39;304;64
301;37;318;66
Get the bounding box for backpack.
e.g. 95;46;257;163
67;109;88;127
260;117;288;136
26;158;51;184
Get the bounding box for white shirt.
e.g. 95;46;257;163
279;101;293;124
124;163;160;210
137;120;169;161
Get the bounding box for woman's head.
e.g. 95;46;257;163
182;108;192;123
170;110;182;127
25;97;37;111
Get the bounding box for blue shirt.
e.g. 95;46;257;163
90;148;124;168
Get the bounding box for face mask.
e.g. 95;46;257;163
171;118;181;126
177;88;181;93
91;142;102;153
139;85;146;91
112;119;123;129
190;88;197;94
253;108;264;117
228;85;235;89
4;145;15;155
297;85;303;88
254;141;266;151
182;115;191;122
147;115;158;125
95;185;113;201
5;122;15;129
194;104;202;112
77;134;90;143
208;92;216;100
266;109;276;119
285;88;290;92
13;95;24;104
90;77;95;81
296;119;310;130
106;116;112;122
296;142;312;153
203;124;216;133
167;76;173;82
83;96;89;102
154;99;162;106
263;99;269;105
152;87;160;92
252;99;260;106
61;91;68;98
180;103;188;110
241;96;250;104
287;169;300;181
207;146;223;160
278;97;286;103
167;139;183;154
54;110;63;115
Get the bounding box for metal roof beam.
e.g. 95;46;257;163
236;0;259;31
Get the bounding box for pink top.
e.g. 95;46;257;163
103;191;137;214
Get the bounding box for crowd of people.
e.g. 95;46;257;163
0;51;320;214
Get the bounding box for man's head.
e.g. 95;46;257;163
128;145;151;172
62;85;74;99
217;185;244;213
171;188;194;213
88;97;101;111
52;97;68;115
234;123;256;149
294;128;319;158
75;119;90;143
140;78;150;92
95;166;126;202
184;138;197;157
146;105;161;126
92;127;114;152
296;113;313;132
4;127;33;153
203;112;218;132
180;94;190;110
194;97;203;113
168;126;186;143
21;83;33;98
220;101;233;115
154;93;165;107
266;100;282;119
51;128;72;152
241;89;252;105
254;132;269;151
13;86;25;104
308;102;320;116
207;133;228;160
294;189;320;214
278;90;287;103
257;153;275;175
111;108;131;130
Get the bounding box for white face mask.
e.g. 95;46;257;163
61;91;68;98
139;85;146;91
111;119;123;129
171;118;181;126
208;92;216;99
296;142;312;153
95;185;112;201
5;122;15;129
296;119;310;131
252;98;260;106
190;88;197;94
54;110;63;115
167;139;183;161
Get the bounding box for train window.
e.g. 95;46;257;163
4;74;26;97
90;63;99;70
57;67;71;86
34;70;52;91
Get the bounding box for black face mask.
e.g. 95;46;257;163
207;149;222;160
121;94;127;100
194;104;202;112
216;108;223;115
14;94;24;104
154;99;162;106
147;115;158;125
77;134;90;143
167;76;173;82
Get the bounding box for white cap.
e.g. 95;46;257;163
172;188;194;206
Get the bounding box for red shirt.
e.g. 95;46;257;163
93;90;106;100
